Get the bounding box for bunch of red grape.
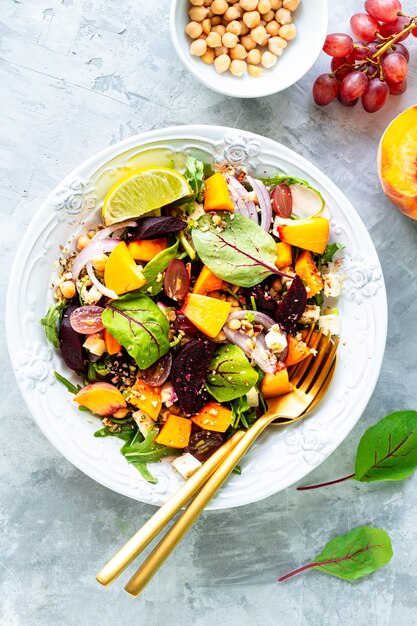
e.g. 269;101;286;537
313;0;416;113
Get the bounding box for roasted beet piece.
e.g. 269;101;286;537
59;304;86;373
275;275;307;333
172;313;200;336
171;338;215;416
243;283;276;315
185;431;224;462
129;216;187;240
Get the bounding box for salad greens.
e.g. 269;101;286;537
322;243;346;263
41;301;65;348
184;156;206;203
139;240;179;295
206;344;258;402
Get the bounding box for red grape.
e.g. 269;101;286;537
141;353;173;386
350;13;380;42
412;26;417;37
367;41;380;56
323;33;354;57
382;51;408;83
70;306;105;334
312;74;340;105
362;78;390;112
331;57;346;71
271;184;292;217
364;0;402;23
349;44;371;61
185;431;224;462
172;313;199;335
392;42;409;61
337;93;359;107
164;259;190;301
379;17;410;41
341;71;369;100
387;78;407;94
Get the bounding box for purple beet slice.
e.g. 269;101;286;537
185;431;224;462
171;338;215;416
275;275;307;333
129;216;187;240
59;304;86;373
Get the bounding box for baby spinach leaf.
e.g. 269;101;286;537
137;240;179;296
206;344;258;402
102;294;170;370
322;243;346;263
41;301;65;348
184;156;205;202
279;526;393;582
192;212;282;288
355;410;417;482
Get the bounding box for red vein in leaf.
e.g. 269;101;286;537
214;233;292;279
297;474;355;491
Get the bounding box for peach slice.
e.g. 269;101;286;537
104;241;146;295
278;217;329;255
74;382;127;417
260;366;290;399
378;105;417;220
180;293;231;339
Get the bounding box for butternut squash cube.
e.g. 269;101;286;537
278;217;329;255
295;250;324;298
155;414;192;449
191;402;232;433
181;293;231;339
104;241;146;295
204;172;234;212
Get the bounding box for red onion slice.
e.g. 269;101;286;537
228;176;258;223
223;310;278;373
246;176;272;231
72;238;120;281
227;309;276;330
86;261;118;300
92;220;137;241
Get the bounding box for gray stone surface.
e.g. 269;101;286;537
1;0;417;624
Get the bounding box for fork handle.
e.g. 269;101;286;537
96;430;245;586
124;414;273;597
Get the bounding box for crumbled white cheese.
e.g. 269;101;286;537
171;453;202;480
300;305;321;325
80;283;102;305
83;335;106;356
265;327;287;354
318;313;340;336
323;273;342;298
246;387;259;408
132;410;155;438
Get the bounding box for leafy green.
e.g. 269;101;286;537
54;370;82;395
279;527;393;582
138;240;179;296
260;173;325;215
192;212;280;288
230;395;257;430
94;425;136;441
355;411;417;482
206;344;258;402
121;429;178;483
102;294;170;370
184;156;205;202
322;243;346;263
41;302;65;348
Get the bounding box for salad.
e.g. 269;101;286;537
41;157;344;484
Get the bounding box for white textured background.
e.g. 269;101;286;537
1;1;417;624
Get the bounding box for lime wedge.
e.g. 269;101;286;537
102;167;192;225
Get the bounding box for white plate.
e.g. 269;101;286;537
6;126;387;509
170;0;328;98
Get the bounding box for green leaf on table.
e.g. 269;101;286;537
355;410;417;482
184;156;206;202
138;240;179;295
322;243;346;263
192;212;281;288
279;526;393;583
40;301;65;348
206;344;258;402
102;294;170;369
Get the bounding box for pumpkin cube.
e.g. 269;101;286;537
204;173;234;212
278;217;329;255
276;242;293;269
193;265;225;295
260;367;290;399
129;377;162;420
127;238;168;262
104;241;146;295
295;250;324;298
155;414;192;449
191;402;232;433
180;293;231;339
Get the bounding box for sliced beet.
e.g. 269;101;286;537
59;304;86;373
172;313;200;336
275;275;307;333
243;283;276;315
129;216;187;240
171;338;215;416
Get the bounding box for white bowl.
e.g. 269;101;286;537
6;125;387;509
170;0;328;98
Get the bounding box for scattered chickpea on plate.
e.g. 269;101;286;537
185;0;300;78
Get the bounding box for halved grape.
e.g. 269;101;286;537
364;0;402;23
387;78;407;94
70;306;105;334
185;431;224;462
312;74;339;105
382;51;408;83
341;71;369;100
379;17;410;40
323;33;354;57
271;184;292;217
141;353;173;386
362;78;390;112
164;259;190;301
350;13;380;42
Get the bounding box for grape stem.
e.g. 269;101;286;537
373;20;417;58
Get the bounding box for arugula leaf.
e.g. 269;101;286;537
54;370;82;395
279;527;393;582
102;294;170;370
184;156;205;202
139;240;179;296
121;429;178;483
41;302;65;348
260;173;325;214
94;425;136;441
322;243;346;263
206;344;258;402
230;395;257;429
192;212;281;287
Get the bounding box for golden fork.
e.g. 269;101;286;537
124;330;338;597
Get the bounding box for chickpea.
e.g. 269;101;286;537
207;9;214;18
228;0;240;3
190;38;208;56
230;43;248;59
60;280;76;299
212;24;226;35
279;23;296;39
190;0;204;4
283;0;300;10
222;31;238;47
204;0;212;4
248;64;264;77
263;9;275;22
215;44;229;56
185;21;203;39
270;0;282;8
211;15;222;25
239;20;250;35
261;50;277;68
211;0;229;14
276;8;292;24
226;19;242;35
214;53;231;73
224;5;241;20
250;25;269;45
76;235;90;251
257;0;271;13
242;10;260;28
268;35;287;50
92;254;108;273
247;48;261;64
87;229;96;239
188;6;209;21
266;20;280;35
201;18;211;33
230;59;247;76
239;0;258;9
207;31;223;47
201;48;216;63
240;34;257;50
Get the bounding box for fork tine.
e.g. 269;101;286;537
299;332;332;392
290;328;323;387
288;323;315;381
306;336;339;396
